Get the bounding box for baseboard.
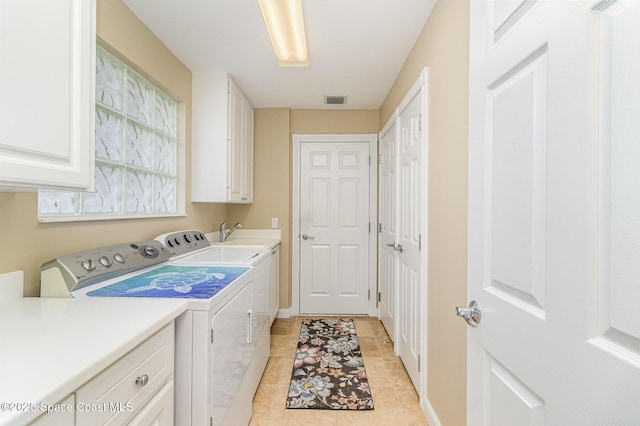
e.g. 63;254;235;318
277;308;291;318
421;396;442;426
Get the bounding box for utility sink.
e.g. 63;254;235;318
174;247;264;265
211;238;279;248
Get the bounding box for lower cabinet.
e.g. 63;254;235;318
28;323;175;426
75;323;175;425
29;395;75;426
128;381;174;425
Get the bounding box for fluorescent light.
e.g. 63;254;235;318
258;0;308;66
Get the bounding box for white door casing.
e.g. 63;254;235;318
396;73;427;393
467;1;640;424
379;115;398;342
292;134;378;316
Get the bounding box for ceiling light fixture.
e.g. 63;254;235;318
258;0;309;66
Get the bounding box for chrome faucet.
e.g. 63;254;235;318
219;220;242;242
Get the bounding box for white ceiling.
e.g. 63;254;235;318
122;0;436;109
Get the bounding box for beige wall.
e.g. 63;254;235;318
290;109;380;134
380;0;470;425
0;0;227;296
228;108;291;308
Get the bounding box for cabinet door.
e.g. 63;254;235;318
0;0;95;190
128;381;174;426
241;98;254;203
270;246;280;323
29;395;74;425
228;81;245;202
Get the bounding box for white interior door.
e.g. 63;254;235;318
379;116;397;341
467;1;640;423
397;80;426;392
298;138;373;315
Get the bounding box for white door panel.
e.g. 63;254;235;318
468;1;640;423
299;141;372;314
397;83;425;391
379;117;397;341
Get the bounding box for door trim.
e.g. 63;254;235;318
291;134;378;316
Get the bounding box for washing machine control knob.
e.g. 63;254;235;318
140;245;159;258
80;259;95;272
113;252;126;264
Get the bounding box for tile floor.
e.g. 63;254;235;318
250;317;429;425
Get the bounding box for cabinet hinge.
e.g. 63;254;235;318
211;329;214;343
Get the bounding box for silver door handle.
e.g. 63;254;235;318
385;242;403;253
301;233;314;240
455;300;481;328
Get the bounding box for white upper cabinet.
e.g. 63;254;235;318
192;72;254;203
0;0;96;190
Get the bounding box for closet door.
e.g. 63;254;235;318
379;115;398;342
396;73;427;392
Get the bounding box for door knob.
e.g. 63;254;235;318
301;233;314;240
455;300;481;328
385;242;403;253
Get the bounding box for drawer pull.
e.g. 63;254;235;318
135;374;149;387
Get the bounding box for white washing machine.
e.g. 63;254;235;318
40;233;264;425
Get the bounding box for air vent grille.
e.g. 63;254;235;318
324;95;347;105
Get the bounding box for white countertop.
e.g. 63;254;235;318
0;297;187;425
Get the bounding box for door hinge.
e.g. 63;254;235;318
369;222;371;233
211;329;214;343
369;155;371;167
418;355;421;372
419;234;422;251
379;153;383;165
378;222;382;233
378;292;381;303
368;289;371;300
419;113;422;132
210;417;213;426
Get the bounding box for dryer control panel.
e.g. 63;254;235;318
40;240;171;296
154;230;210;258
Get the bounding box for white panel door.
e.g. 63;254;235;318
379;117;398;341
397;83;425;391
299;141;371;314
467;1;640;423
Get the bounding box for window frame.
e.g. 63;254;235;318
38;44;186;223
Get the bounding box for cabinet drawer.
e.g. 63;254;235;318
76;323;174;425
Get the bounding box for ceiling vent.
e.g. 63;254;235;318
324;95;347;105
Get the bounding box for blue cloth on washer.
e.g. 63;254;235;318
87;265;249;298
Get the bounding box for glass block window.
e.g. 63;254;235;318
38;46;178;218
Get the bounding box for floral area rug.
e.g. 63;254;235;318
286;318;374;410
